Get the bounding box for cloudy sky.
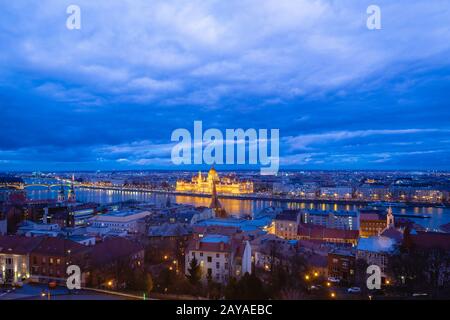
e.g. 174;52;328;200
1;0;450;171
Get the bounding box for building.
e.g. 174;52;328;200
67;183;76;203
185;232;251;284
412;188;444;203
250;234;296;271
319;186;353;200
273;210;301;240
359;209;388;238
0;217;6;236
29;237;90;285
176;167;253;195
297;224;359;245
356;184;390;201
356;236;396;281
0;235;41;285
67;203;97;227
57;185;66;203
17;220;61;238
88;237;144;288
301;210;359;230
88;210;151;234
328;249;356;283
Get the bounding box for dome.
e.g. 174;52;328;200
207;167;219;182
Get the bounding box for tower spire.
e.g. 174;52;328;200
386;206;394;229
57;184;66;203
209;180;227;218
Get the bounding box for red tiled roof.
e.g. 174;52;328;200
360;209;385;221
411;232;450;251
380;228;403;242
192;225;240;236
32;237;88;257
0;235;43;255
90;237;144;266
187;239;232;253
298;224;359;240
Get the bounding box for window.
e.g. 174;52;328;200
216;262;220;269
207;256;212;263
200;252;203;257
216;253;220;258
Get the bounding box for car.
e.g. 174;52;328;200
347;287;361;293
412;293;428;297
327;277;340;283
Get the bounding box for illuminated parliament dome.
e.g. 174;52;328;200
176;167;253;195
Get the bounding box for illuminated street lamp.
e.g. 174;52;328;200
330;292;336;299
305;275;310;281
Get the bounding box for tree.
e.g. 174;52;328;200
355;258;369;291
224;273;268;300
186;257;201;286
388;244;427;294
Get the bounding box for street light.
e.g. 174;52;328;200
305;275;310;281
330;292;336;299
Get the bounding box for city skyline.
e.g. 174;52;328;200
1;1;450;171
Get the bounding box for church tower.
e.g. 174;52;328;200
386;207;395;229
209;180;227;218
67;184;76;203
57;185;66;203
67;175;76;203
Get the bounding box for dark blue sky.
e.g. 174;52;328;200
1;0;450;171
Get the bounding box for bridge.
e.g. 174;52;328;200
24;184;72;189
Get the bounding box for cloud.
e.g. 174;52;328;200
284;129;448;151
1;0;450;106
1;0;450;170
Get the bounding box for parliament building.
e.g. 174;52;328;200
176;167;253;195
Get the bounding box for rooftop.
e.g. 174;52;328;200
200;234;230;244
356;236;396;253
303;209;358;217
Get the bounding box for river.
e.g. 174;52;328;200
25;186;450;231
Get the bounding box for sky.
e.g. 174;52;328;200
0;0;450;172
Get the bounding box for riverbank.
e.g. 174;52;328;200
75;185;449;209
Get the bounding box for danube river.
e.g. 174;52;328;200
25;186;450;231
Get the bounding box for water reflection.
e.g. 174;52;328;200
25;187;450;229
